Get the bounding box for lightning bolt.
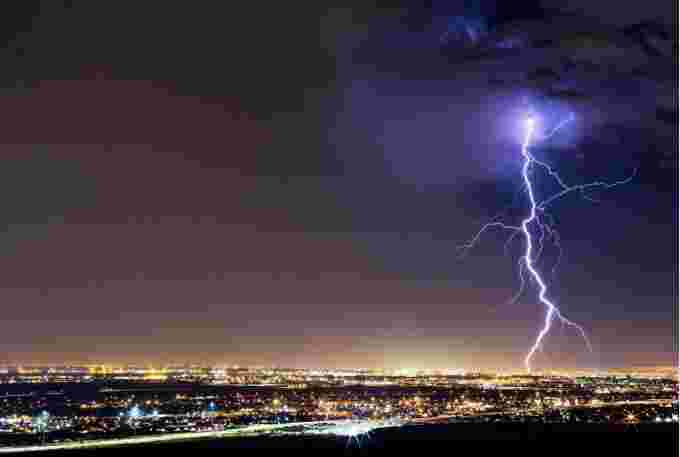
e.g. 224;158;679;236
458;112;636;373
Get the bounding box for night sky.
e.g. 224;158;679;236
0;1;676;371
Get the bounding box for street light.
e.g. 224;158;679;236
129;405;141;436
36;411;49;445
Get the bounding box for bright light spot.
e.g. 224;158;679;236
324;421;377;437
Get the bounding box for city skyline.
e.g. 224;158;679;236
0;360;677;375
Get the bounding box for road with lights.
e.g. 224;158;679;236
0;419;394;453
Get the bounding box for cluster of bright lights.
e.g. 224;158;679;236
307;419;405;447
33;411;49;431
459;112;636;373
331;421;377;437
322;421;381;448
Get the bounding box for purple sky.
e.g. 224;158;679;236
0;2;676;371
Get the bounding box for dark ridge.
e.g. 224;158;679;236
16;424;678;455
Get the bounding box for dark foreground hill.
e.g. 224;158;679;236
15;423;679;456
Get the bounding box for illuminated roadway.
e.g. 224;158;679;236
0;419;395;454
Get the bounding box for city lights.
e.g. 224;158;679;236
0;364;675;451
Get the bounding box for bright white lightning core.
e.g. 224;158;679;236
520;117;590;372
459;113;636;373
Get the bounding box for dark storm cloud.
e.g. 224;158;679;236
541;0;678;26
